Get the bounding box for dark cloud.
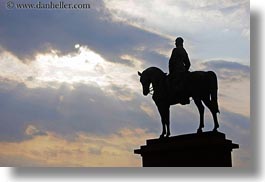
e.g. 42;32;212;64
201;60;250;81
0;82;61;141
0;78;249;145
203;60;249;72
0;81;158;142
0;76;250;166
0;0;170;67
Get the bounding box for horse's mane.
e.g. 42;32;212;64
144;67;166;77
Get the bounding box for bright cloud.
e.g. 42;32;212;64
104;0;249;39
0;46;143;95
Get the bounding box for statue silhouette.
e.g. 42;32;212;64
168;37;191;105
138;67;219;138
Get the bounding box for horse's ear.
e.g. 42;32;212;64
138;71;142;76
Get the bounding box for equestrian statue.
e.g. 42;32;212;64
138;37;219;138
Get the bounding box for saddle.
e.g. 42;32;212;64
166;71;190;105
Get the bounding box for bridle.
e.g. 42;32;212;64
149;85;154;96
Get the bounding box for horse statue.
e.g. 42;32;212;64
138;67;220;138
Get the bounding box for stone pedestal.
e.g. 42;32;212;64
134;131;239;167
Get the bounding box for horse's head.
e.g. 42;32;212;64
138;71;151;96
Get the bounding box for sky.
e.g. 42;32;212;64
0;0;250;167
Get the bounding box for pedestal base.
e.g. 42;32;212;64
134;131;239;167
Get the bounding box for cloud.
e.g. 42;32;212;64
0;128;155;167
103;0;250;63
0;44;166;141
25;125;47;137
219;109;250;167
104;0;249;39
0;76;250;167
140;102;157;119
0;0;250;167
198;60;250;116
201;60;250;81
0;0;170;67
0;80;160;142
0;46;144;91
0;109;250;167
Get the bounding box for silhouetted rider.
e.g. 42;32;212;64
168;37;191;105
169;37;190;74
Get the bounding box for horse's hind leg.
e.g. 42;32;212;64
194;98;204;133
165;106;170;137
203;97;219;131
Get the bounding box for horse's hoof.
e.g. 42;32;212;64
212;128;218;132
159;135;164;139
166;134;170;138
197;128;203;133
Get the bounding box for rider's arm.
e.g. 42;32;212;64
184;51;191;71
168;49;176;74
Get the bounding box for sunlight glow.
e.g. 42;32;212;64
75;44;80;49
0;46;143;96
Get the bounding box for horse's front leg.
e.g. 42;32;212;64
160;123;166;139
165;105;170;137
157;103;167;138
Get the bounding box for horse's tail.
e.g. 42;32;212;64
208;71;220;113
